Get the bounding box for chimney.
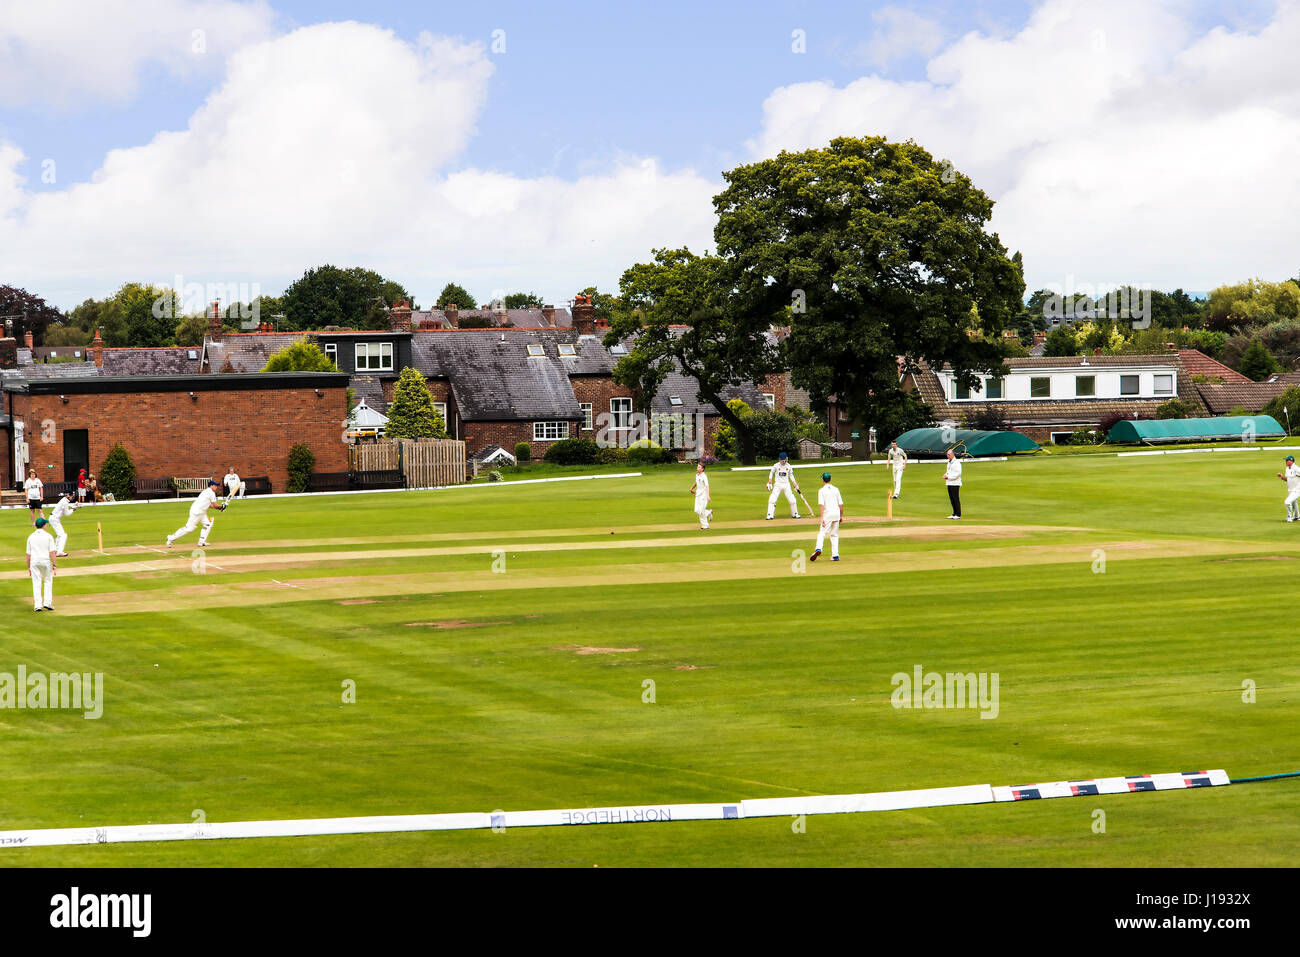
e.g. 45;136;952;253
208;301;223;343
1033;331;1047;345
390;300;412;333
572;294;595;336
1166;341;1177;350
24;330;34;350
0;337;16;370
1094;347;1102;356
542;304;555;326
445;303;459;328
92;328;104;369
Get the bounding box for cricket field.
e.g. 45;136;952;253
2;451;1298;867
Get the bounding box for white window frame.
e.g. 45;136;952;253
434;402;447;424
1120;374;1140;396
323;342;337;364
610;397;633;431
579;402;593;430
985;377;1004;399
526;344;545;357
533;421;570;441
558;343;577;357
1075;375;1096;397
762;393;776;410
1030;376;1051;399
355;341;393;371
1153;374;1174;395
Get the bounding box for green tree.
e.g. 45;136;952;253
263;340;339;372
1262;387;1300;434
1237;337;1281;380
872;391;935;449
385;367;447;439
605;249;778;465
1155;398;1196;419
43;324;92;347
113;282;180;347
711;398;752;460
713;136;1024;447
577;286;623;322
280;266;413;331
504;292;543;308
437;282;476;309
1043;326;1080;356
1205;279;1300;331
99;443;136;500
174;313;209;347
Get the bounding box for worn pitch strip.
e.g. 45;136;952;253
0;770;1230;849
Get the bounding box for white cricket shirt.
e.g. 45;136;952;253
50;497;75;520
887;447;907;468
944;459;963;486
1285;463;1300;493
694;473;710;499
190;487;219;516
769;461;795;486
26;529;56;563
818;484;844;522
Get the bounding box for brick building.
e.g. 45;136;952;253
3;372;349;492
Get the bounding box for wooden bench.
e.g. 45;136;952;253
350;469;406;491
40;481;77;504
242;476;272;496
131;477;175;500
173;477;214;497
307;472;351;493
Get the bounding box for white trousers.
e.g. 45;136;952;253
892;466;904;495
31;561;53;609
815;520;840;558
767;484;798;518
1287;490;1300;518
49;517;67;553
695;496;710;528
169;512;213;544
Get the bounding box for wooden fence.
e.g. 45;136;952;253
349;439;466;488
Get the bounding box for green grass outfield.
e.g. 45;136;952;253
1;451;1298;867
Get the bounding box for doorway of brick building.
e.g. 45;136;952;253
63;429;89;483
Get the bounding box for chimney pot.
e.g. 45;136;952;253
24;330;34;350
92;328;104;369
572;294;596;336
389;300;412;333
1094;347;1102;356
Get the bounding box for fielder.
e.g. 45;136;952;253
48;491;78;557
23;472;44;525
886;440;908;498
26;517;57;611
1278;455;1300;521
766;451;801;520
810;471;844;562
943;448;963;519
223;466;244;499
690;462;713;529
166;479;226;548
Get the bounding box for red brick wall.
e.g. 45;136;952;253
762;373;786;411
570;376;636;440
462;420;582;458
9;386;349;493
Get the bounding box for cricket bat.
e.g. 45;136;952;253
798;490;814;517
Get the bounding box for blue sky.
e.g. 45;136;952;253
0;0;1294;309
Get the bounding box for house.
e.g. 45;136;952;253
907;353;1207;444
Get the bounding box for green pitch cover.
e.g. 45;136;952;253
1106;415;1285;444
894;428;1040;456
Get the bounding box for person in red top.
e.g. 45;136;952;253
77;468;88;504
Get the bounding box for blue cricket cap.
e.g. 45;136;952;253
822;472;832;482
779;452;788;459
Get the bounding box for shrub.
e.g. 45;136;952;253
542;438;599;465
964;406;1009;432
1226;405;1250;416
1155;398;1196;420
1096;412;1127;437
1262;386;1300;434
746;410;802;461
514;442;531;463
627;446;676;464
386;367;447;439
99;442;136;500
1069;429;1099;446
594;446;629;465
488;470;502;482
287;443;315;493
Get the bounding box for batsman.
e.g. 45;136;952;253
765;451;802;520
165;479;227;548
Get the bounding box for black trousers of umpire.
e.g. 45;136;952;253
947;484;962;517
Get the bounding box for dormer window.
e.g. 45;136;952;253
356;341;393;371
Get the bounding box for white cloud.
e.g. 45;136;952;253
748;0;1300;292
0;0;277;108
0;21;718;309
862;7;945;68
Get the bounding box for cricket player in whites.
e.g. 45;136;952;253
810;471;845;562
1279;455;1300;521
223;466;244;499
766;451;801;519
166;479;226;547
27;517;57;611
886;440;908;498
690;462;713;529
48;491;78;556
